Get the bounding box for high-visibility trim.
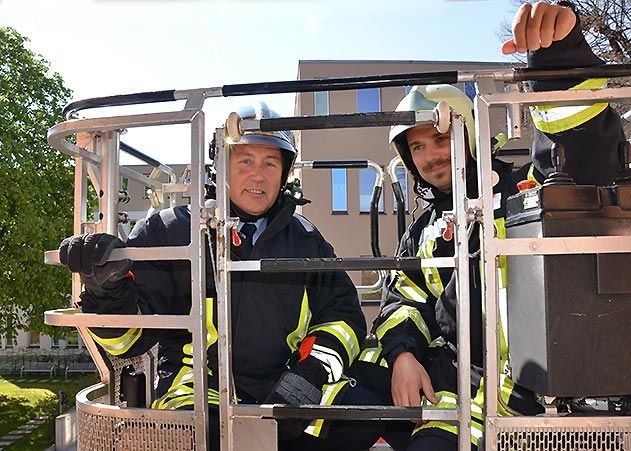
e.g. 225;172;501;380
530;78;608;134
375;305;431;346
357;346;388;367
414;389;485;446
88;326;142;356
156;296;220;410
494;220;510;369
310;344;344;383
286;288;312;352
495;218;508;290
183;298;218;366
419;237;444;299
152;366;220;410
304;380;349;437
526;164;542;186
393;270;429;303
429;336;446;348
309;320;359;365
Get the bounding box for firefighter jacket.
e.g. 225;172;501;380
81;192;366;423
366;9;626;447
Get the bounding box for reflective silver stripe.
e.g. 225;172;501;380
375;305;431;345
530;78;608;133
88;326;142;356
308;321;359;364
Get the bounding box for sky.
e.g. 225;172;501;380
1;0;521;165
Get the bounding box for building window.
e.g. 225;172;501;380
356;88;380;113
28;331;40;348
359;168;384;213
331;168;347;213
314;91;329;116
121;177;129;192
463;81;476;101
393;166;409;212
404;85;413;95
52;337;60;349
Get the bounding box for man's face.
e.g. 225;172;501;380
406;124;452;192
229;144;284;216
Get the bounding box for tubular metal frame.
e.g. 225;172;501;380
42;68;631;451
44;101;473;450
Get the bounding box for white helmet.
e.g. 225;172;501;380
389;84;475;189
227;101;298;187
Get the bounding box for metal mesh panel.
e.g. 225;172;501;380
107;346;157;406
495;426;631;451
77;408;196;451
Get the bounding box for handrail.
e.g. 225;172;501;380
387;156;407;241
63;65;631;117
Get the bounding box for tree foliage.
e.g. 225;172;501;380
574;0;631;63
0;27;74;340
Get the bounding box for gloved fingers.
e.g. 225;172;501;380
81;233;98;275
66;235;93;275
58;237;72;266
92;233;125;267
96;259;133;286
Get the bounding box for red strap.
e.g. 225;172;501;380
298;336;316;362
125;271;135;282
231;228;242;246
516;179;537;192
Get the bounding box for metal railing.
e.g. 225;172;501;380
43;65;631;450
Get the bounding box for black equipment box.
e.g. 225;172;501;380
505;184;631;397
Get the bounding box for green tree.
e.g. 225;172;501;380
0;27;73;341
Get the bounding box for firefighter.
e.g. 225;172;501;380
58;102;396;451
358;2;628;450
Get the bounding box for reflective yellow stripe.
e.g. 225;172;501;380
414;389;486;446
154;297;220;410
357;347;388;367
495;218;508;290
183;298;218;366
286;288;311;352
530;78;608;133
375;305;431;345
494;219;509;368
419;237;444;299
526;164;542;186
88;326;142;356
304;380;349;437
152;365;220;410
309;321;359;365
393;270;429;303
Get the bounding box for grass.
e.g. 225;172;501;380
0;373;99;450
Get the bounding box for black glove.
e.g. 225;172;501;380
59;233;132;298
265;355;328;440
